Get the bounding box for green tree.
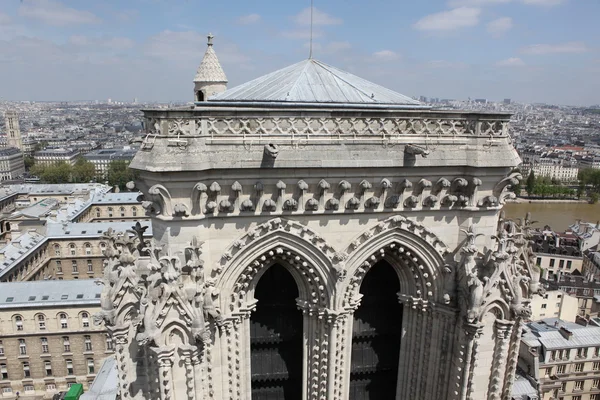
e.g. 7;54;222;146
107;160;137;190
24;156;35;171
525;170;536;195
31;162;72;184
591;192;599;204
71;157;96;183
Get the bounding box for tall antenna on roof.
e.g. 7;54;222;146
309;0;314;59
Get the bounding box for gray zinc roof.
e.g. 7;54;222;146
81;356;118;400
0;279;101;309
210;58;424;106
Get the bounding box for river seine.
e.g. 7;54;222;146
503;202;600;231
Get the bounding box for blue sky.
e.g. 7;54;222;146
0;0;598;105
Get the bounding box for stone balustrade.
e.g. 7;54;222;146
142;109;510;140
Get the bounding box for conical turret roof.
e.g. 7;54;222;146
210;58;420;106
194;33;227;84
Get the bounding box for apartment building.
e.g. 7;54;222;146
0;148;25;181
0;220;152;282
519;319;600;400
33;148;79;167
0;280;110;399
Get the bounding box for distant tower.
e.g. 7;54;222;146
193;33;228;102
4;111;23;150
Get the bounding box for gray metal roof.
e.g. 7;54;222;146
511;373;539;399
524;319;600;351
0;279;101;309
81;356;118;400
210;58;422;106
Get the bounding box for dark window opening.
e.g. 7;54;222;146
250;263;302;400
349;259;402;399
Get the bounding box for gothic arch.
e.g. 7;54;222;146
340;215;450;308
215;218;337;313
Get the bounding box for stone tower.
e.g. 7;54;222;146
99;58;537;400
3;111;22;150
193;33;227;102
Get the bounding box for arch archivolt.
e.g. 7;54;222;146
339;215;451;309
215;217;338;315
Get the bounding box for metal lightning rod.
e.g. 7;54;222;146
309;0;314;59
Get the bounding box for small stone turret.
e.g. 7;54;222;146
193;33;227;102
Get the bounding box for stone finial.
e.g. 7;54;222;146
207;32;214;46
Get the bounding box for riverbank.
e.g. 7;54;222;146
507;198;589;204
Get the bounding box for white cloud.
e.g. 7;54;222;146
237;13;261;25
522;0;565;5
487;17;513;36
425;60;469;69
520;42;588;55
449;0;564;5
18;0;101;26
281;29;323;40
373;50;400;61
413;7;481;31
292;7;342;26
496;57;525;66
68;35;135;51
115;10;139;23
0;12;12;25
144;30;250;66
448;0;510;6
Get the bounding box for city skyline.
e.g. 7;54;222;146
0;0;598;105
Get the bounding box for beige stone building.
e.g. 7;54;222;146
33;148;79;167
94;36;542;400
0;279;111;399
530;290;579;322
519;320;600;400
0;221;152;282
0;148;25;181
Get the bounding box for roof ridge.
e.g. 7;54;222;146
313;59;374;101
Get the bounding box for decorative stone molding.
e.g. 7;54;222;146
346;197;360;210
493;172;522;204
306;198;319;211
404;195;419;208
145;114;510;139
422;195;438;207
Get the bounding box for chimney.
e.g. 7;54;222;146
558;327;573;340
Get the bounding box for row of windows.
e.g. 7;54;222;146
0;358;95;379
95;206;138;218
557;378;600;393
54;242;106;257
12;312;90;332
0;334;110;356
56;259;96;274
546;361;600;374
1;383;91;394
549;348;600;361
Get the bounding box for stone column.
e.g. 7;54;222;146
297;301;334;400
502;319;522;400
110;325;133;399
330;309;355;400
153;346;175;400
487;320;513;400
455;322;484;400
179;345;198;400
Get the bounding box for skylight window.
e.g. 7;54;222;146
28;296;36;301
95;294;101;298
42;296;49;300
76;294;83;299
61;295;68;300
6;297;14;302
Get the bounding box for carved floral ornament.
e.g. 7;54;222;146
95;226;224;348
455;213;540;326
138;174;522;219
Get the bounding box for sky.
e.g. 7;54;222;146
0;0;598;105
